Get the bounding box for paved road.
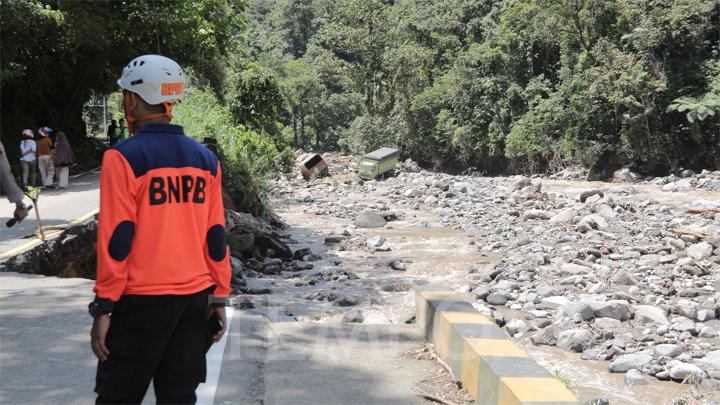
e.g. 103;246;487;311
0;272;434;405
0;170;100;257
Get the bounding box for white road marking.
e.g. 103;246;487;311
196;306;234;405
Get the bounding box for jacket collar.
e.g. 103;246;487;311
136;123;184;135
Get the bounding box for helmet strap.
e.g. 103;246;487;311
123;92;175;134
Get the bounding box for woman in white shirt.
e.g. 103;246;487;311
19;129;37;188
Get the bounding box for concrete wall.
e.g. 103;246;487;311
415;285;579;405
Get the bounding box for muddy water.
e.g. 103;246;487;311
527;345;689;404
270;198;497;323
268;178;707;404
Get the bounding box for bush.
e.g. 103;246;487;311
338;114;400;154
174;85;291;217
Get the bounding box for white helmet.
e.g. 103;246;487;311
117;55;185;105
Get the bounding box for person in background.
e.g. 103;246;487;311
1;141;31;222
53;131;74;189
36;126;55;189
118;118;128;141
19;129;37;189
107;120;118;144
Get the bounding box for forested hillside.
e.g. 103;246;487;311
247;0;720;174
2;0;718;183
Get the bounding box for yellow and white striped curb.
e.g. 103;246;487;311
416;285;579;405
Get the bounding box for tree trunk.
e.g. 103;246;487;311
300;114;305;148
293;112;299;148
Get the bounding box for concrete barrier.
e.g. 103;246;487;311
415;285;579;405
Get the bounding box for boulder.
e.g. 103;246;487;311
487;293;508;306
579;190;604;203
522;210;551;221
697;350;720;372
612;270;636;286
505;318;530;337
609;353;653;373
354;212;387;228
549;209;578;224
541;296;569;309
669;361;706;382
508;176;532;192
557;329;594;352
530;326;557;346
634;305;670;327
562;302;594;321
687;242;713;261
625;369;648;385
614;168;642;182
227;231;255;255
593;301;630;321
654;344;682;359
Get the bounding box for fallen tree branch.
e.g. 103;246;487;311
413;389;462;405
671;228;710;239
433;354;460;386
688;208;720;214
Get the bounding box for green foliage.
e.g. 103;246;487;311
1;0;245;165
669;60;720;124
174;85;292;217
245;0;720;173
227;63;286;137
339;115;399;154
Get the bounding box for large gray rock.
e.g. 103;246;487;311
699;326;718;337
541;296;569;309
625;369;648;385
559;263;591;275
614;168;642;182
609;353;653;373
557;329;594;352
508;176;532;192
549;209;578;223
505;318;530;337
687;242;714;261
354;212;387;228
593;301;629;321
611;270;636;285
654;344;682;358
523;210;551;220
669;361;706;382
530;326;557;346
562;302;594;321
634;305;670;327
486;293;508;306
697;350;720;372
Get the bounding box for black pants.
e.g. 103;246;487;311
95;288;212;404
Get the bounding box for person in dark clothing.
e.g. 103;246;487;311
107;120;117;144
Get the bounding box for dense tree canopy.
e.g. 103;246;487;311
1;0;245;163
248;0;720;174
2;0;718;179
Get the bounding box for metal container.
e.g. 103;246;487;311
299;153;329;180
358;147;400;179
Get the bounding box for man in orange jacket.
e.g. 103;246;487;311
89;54;231;404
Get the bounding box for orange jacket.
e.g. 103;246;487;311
94;123;230;306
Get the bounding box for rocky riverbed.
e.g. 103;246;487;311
226;153;720;404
